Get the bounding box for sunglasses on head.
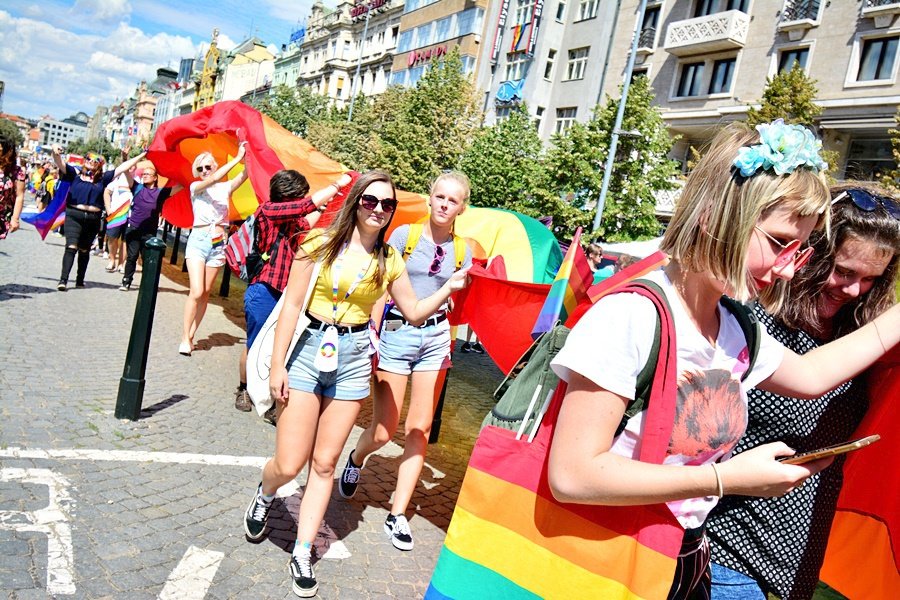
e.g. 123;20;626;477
429;244;445;275
358;194;397;213
833;189;900;221
755;226;814;271
197;165;214;173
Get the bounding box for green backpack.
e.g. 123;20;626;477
483;280;760;437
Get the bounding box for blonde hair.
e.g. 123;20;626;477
192;151;218;175
661;122;830;301
431;170;471;204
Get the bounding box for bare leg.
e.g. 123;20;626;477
260;390;322;495
188;264;220;343
181;258;207;346
390;369;441;515
353;370;407;463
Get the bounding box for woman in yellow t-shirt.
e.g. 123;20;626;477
242;170;468;597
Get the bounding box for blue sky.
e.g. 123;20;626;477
0;0;327;121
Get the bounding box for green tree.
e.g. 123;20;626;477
546;75;680;242
881;106;900;190
0;118;24;147
746;66;822;127
66;137;121;162
256;84;329;138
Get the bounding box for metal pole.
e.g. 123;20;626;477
115;237;166;420
347;3;371;122
592;0;648;233
170;227;182;264
218;266;231;297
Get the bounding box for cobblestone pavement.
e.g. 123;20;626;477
0;219;502;599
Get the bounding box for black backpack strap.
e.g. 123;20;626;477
615;279;670;438
720;296;760;382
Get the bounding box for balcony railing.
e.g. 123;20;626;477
664;10;750;57
781;0;821;22
654;179;682;217
862;0;900;27
638;27;657;51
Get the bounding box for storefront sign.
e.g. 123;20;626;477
526;0;544;57
407;45;447;67
490;0;511;63
351;0;387;20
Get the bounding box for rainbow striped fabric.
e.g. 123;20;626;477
531;227;593;339
21;180;69;240
427;283;684;600
211;232;226;249
106;201;129;228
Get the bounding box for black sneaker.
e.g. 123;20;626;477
119;283;131;291
338;452;361;499
472;342;485;354
460;341;473;353
75;281;85;288
289;552;318;597
384;513;414;551
57;281;67;292
243;484;271;541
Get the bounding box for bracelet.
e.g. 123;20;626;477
316;204;328;213
330;182;341;192
873;320;889;354
711;463;724;498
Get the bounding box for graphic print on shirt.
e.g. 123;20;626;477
669;369;747;462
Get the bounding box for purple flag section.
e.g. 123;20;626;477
21;180;69;240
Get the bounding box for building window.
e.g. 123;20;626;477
398;30;413;53
556;1;566;21
577;0;598;21
676;61;705;97
845;139;893;180
555;107;577;134
708;57;735;94
457;7;484;36
781;0;821;22
694;0;748;17
435;16;452;42
496;106;511;122
631;66;649;83
857;35;899;82
536;106;545;131
336;77;345;97
515;0;534;24
392;26;399;46
778;47;809;72
639;6;660;49
506;52;530;81
565;47;589;80
544;49;557;80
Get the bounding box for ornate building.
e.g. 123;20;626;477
194;29;223;111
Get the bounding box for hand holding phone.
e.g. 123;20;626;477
777;434;881;465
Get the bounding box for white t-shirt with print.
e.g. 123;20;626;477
550;269;784;529
190;180;230;227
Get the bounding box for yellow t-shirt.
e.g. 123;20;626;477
301;230;405;324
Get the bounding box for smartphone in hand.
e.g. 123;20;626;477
777;434;881;465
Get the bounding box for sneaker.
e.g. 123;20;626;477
384;513;414;551
75;281;85;288
338;452;361;499
472;342;485;354
243;484;272;541
263;405;278;426
460;341;473;353
234;388;252;412
57;281;67;292
288;552;318;597
119;283;131;292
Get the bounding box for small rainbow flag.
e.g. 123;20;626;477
211;232;226;249
21;180;69;240
106;201;129;228
511;24;525;52
530;227;592;339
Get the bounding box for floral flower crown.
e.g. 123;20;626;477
733;119;827;178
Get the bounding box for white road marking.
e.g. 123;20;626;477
157;545;224;600
0;468;76;595
0;447;268;468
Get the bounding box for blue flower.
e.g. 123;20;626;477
733;119;827;177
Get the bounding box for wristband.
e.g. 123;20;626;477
711;463;724;498
316;204;328;213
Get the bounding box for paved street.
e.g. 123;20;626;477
0;218;502;599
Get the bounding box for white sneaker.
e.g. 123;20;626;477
384;513;414;551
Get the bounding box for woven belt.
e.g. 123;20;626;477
306;313;368;334
399;312;448;328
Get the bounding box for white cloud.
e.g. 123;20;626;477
0;9;199;119
72;0;133;23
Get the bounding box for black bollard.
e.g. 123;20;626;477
161;221;171;243
219;267;231;298
170;227;182;264
115;237;167;420
429;371;450;444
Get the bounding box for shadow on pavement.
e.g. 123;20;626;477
139;393;191;419
194;332;243;351
0;283;57;301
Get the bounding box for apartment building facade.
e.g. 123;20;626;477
297;0;404;106
478;0;621;142
604;0;900;179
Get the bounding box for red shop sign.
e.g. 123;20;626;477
407;45;447;67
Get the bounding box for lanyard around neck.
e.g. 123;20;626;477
331;244;373;324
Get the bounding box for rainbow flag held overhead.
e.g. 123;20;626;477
21;180;69;240
530;227;592;339
106;201;129;229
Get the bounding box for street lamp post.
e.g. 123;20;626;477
592;0;649;233
348;2;372;122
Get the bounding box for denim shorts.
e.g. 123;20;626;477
709;563;765;600
185;227;226;267
287;326;372;400
377;318;452;375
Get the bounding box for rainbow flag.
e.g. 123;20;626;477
106;201;129;228
530;227;592;339
21;180;69;240
211;232;225;249
511;24;525;52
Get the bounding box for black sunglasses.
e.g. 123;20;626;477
359;194;397;213
429;244;445;275
834;189;900;221
197;164;214;173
